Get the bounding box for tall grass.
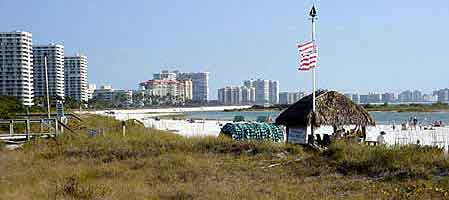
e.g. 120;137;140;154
2;115;449;199
325;140;449;179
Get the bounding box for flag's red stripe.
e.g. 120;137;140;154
299;63;316;66
300;56;318;62
298;64;316;69
298;66;316;71
298;43;314;49
297;41;313;48
300;60;317;66
299;46;314;53
298;44;314;51
301;55;318;59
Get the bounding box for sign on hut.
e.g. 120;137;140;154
220;122;284;142
276;90;375;145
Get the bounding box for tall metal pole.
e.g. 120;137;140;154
44;55;51;119
309;5;317;142
310;6;317;112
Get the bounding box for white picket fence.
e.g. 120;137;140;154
366;126;449;148
142;118;226;137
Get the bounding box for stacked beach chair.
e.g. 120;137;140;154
220;122;284;142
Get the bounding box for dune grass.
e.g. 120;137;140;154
1;115;449;199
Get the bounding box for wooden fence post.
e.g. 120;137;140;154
26;119;31;141
55;118;59;135
122;121;126;137
9;120;14;135
40;119;44;133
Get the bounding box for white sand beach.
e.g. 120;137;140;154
82;105;251;115
88;106;449;148
85;106;246;137
142;118;231;137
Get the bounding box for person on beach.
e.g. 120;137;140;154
377;131;386;145
413;116;418;130
402;121;407;130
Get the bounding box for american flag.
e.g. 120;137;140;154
298;41;317;70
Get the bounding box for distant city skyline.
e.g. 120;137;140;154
2;0;448;99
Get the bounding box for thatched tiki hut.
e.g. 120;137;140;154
275;90;375;144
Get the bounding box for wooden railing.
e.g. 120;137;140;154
0;118;61;142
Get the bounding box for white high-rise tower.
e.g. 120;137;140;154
33;44;65;100
0;31;34;106
64;55;88;102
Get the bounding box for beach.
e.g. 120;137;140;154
83;106;247;137
83;105;252;115
89;106;449;148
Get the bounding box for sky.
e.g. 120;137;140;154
1;0;449;99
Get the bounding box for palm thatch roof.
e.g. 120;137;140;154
275;90;375;127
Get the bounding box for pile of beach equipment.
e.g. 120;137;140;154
220;122;284;142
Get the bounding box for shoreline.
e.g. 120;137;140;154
79;105;252;115
367;110;449;113
226;107;449;113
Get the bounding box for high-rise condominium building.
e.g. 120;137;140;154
87;84;96;100
93;85;114;103
367;93;381;104
279;91;305;105
398;90;413;102
178;80;193;102
412;90;423;102
434;89;449;102
243;79;255;88
243;79;279;105
218;86;241;105
254;79;269;105
269;80;279;104
218;86;257;105
177;72;209;102
139;79;193;102
359;94;369;104
33;44;65;100
381;93;396;103
279;92;289;105
242;81;256;104
93;85;133;106
0;31;34;106
153;70;176;80
64;55;88;102
241;86;255;105
352;94;360;104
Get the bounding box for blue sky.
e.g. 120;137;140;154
1;0;448;99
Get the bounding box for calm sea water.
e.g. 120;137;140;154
185;111;449;125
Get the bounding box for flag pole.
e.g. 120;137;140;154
309;5;317;143
310;5;317;112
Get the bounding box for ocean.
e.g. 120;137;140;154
184;111;449;125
